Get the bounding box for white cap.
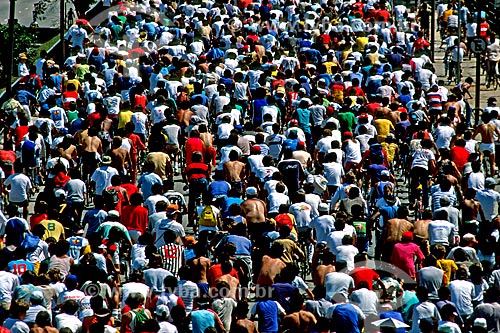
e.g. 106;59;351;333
155;304;170;319
108;210;120;218
474;318;487;328
318;203;329;212
246;187;258;196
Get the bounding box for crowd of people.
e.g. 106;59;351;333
1;0;500;332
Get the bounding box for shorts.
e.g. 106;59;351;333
197;282;209;295
82;151;100;165
479;142;495;154
11;200;28;208
165;144;180;155
128;230;141;244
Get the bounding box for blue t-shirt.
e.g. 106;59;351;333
331;303;362;333
191;310;215;333
222;197;243;217
208;180;231;198
272;283;300;313
224;235;252;256
297;108;312;134
254;300;282;333
8;260;35;277
82;209;108;236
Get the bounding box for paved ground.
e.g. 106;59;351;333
0;0;75;28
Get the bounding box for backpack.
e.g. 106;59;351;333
130;308;150;333
198;205;217;227
21;140;37;168
21;233;40;252
103;187;120;210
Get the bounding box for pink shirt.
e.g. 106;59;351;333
390;242;425;279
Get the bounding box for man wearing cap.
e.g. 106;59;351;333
475;177;500;221
241;187;267;237
25;291;51;325
154;204;185;247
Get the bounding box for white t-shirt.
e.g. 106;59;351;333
448;279;474;315
268;192;290;213
55;313;82;333
434;125;455;149
323;162;344;186
4;173;32;203
91;166;119;195
3;318;29;333
0;271;19;304
335;245;359;271
121;282;150;308
324;272;355;301
310;215;335;243
289;202;312;229
152;105;167;124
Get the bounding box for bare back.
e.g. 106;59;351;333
241;198;266;223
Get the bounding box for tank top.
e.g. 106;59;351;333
48;256;72;276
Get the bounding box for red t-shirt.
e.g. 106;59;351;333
14;126;29;147
207;264;239;287
30;213;48;230
121;205;148;233
185;162;209;180
185;138;204;164
350;267;380;290
450;146;470;172
366;102;382;115
121;183;139;197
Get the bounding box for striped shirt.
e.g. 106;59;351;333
158;243;185;277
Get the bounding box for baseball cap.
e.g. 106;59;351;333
343;131;353;138
474;318;487;328
101;156;112;165
298;88;307;94
108;210;120;218
381;170;390;177
246;187;258;196
251;145;261;153
65;274;78;284
155;304;170;319
30;291;44;302
462;233;478;243
318;203;329;212
297;141;306;149
486;177;496;187
167;204;180;215
402;231;413;241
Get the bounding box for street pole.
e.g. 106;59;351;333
431;0;436;61
6;0;16;95
475;1;482;124
457;0;461;83
60;0;65;62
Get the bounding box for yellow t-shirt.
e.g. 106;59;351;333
40;219;65;241
374;119;394;140
437;259;458;285
356;37;369;51
381;142;398;163
118;110;133;129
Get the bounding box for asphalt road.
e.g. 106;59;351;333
0;0;74;28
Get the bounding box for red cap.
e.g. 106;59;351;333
252;145;261;153
402;231;414;241
326;106;335;115
358;113;368;119
343;131;353;138
297;141;305;148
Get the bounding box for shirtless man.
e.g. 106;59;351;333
82;126;102;179
311;247;335;286
473;113;500;176
199;123;216;167
223;150;246;190
214;261;240;300
460;188;486;223
240;187;266;236
192;252;211;295
281;299;317;333
256;254;286;286
107;136;131;175
413;209;433;255
382;207;413;261
176;101;193;127
232;301;258;333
